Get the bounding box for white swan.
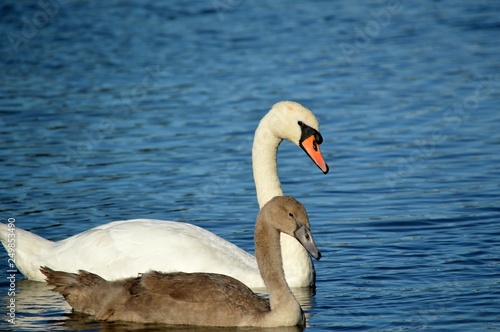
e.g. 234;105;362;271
40;196;321;327
0;101;328;288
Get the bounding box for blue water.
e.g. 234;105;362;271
1;1;500;331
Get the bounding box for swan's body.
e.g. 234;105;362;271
1;101;328;288
41;196;322;327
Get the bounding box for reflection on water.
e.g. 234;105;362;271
63;314;305;332
63;312;305;332
2;280;69;329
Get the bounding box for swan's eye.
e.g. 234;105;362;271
288;212;294;218
298;121;303;127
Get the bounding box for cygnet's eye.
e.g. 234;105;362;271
288;212;294;218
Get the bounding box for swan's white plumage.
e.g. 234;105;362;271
0;101;326;288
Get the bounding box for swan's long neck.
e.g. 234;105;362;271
252;114;284;208
252;111;315;288
254;214;301;320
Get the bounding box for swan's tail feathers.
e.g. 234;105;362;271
40;266;106;295
0;223;15;257
0;222;53;250
0;223;55;280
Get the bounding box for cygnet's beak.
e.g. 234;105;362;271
294;224;321;260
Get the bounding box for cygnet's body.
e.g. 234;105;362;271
41;196;321;328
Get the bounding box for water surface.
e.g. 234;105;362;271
1;1;499;331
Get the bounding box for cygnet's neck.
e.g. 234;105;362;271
254;213;302;322
252;113;284;208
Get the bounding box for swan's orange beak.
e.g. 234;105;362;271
300;135;329;174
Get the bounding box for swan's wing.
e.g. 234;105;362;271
47;219;260;284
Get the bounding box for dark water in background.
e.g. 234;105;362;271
1;1;500;331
